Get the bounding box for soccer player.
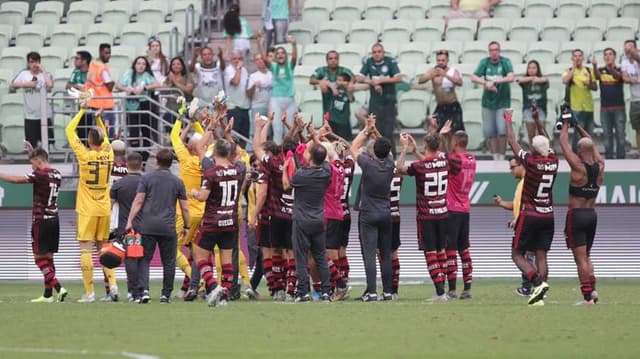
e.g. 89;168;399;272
65;107;117;303
389;168;403;299
559;118;604;305
0;148;67;302
338;144;355;285
439;121;477;300
397;131;449;302
505;107;558;306
190;139;242;307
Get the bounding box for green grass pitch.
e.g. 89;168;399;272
0;279;638;358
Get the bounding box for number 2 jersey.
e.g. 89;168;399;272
518;149;558;218
407;152;449;220
201;163;243;232
26;167;62;221
65;108;114;217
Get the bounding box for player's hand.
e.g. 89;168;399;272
248;217;257;230
181;228;189;239
224;116;234;134
190;189;199;198
507;220;515;229
439;120;452;136
399;132;410;148
493;195;502;206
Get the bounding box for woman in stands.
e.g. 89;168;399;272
115;56;161;156
223;3;253;62
518;60;549;144
147;39;169;85
163;57;195;124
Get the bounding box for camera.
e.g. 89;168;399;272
555;102;577;131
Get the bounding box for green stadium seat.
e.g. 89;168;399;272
501;41;526;64
555;0;587;19
120;23;154;47
302;0;333;22
293;65;316;93
557;42;592;64
427;41;462;64
101;0;135;29
541;19;574;42
85;23;119;48
523;0;556;19
287;21;316;46
445;18;478;42
302;43;334;67
395;0;427;20
591;41;623;62
426;0;452;19
40;47;68;70
0;93;24;118
381;20;414;43
109;45;138;72
335;43;366;68
171;0;201;24
66;1;100;34
493;0;524;18
15;24;47;49
332;0;364;22
398;42;430;66
588;0;620;19
347;20;380;45
526;41;559;65
298;90;323;121
52;68;71;90
572;18;606;42
477;18;510;41
49;24;84;49
316;21;349;45
412;19;445;42
136;0;170;25
544;63;568;90
461;41;490;64
412;63;429;83
31;1;64;34
508;18;541;42
605;18;639;41
0;1;29;30
0;46;30;71
0;69;14;87
364;0;395;22
620;0;640;18
0;24;13;51
2;121;27;153
457;63;479;90
397;90;427;128
156;22;186;58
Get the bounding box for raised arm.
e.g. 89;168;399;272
559;122;582;171
396;133;412;175
532;107;549;139
287;36;298;68
65;107;88;156
95;110;110;146
171;119;190;161
504;111;523;157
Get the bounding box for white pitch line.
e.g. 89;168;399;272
0;347;159;359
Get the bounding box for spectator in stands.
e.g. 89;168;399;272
163;57;195;123
448;0;501;20
517;60;549;144
356;43;402;154
471;41;514;160
115;56;161;152
85;44;115;139
594;48;626;159
310;51;355;124
147;39;168;85
223;3;253;61
225;50;251;147
262;0;290;48
267;47;276;63
247;53;273;151
189;46;226;108
10;51;54;149
258;33;297;145
66;51;91;91
562;49;597;150
419;49;464;133
622;40;640;152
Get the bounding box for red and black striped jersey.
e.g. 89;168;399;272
390;169;403;223
407;152;449;220
26;167;62;221
262;153;293;220
201;164;242;232
340;156;355;220
518;149;558;218
255;162;270;224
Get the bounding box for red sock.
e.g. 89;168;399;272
589;274;596;291
221;263;233;298
286;259;296;296
328;258;344;288
446;249;458;291
313;281;321;292
197;259;217;293
580;281;593;301
45;257;61;291
263;257;274;292
460;249;473;290
392;258;400;293
425;252;444;284
437;252;447;275
338;256;349;283
35;258;53;295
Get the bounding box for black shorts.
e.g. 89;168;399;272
326;219;343;250
513;215;554;252
340;217;351;248
392;220;401;251
564;208;597;252
417;218;447;252
446;211;470;251
31;217;60;255
195;229;235;251
435;101;464;133
270;216;293;249
257;222;271;248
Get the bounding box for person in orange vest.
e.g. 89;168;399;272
84;43;116;140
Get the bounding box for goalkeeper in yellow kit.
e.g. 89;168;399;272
66;106;117;303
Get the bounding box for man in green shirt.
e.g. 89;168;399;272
356;43;403;153
66;51;90;91
471;41;515;160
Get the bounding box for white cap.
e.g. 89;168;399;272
190;133;203;143
112;140;126;152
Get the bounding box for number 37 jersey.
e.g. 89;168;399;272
407;152;449;220
201;164;242;232
73;144;114;217
519;149;558;218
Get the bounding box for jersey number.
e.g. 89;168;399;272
86;160;111;185
47;182;59;207
424;171;447;197
220;180;238;207
536;174;554;198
